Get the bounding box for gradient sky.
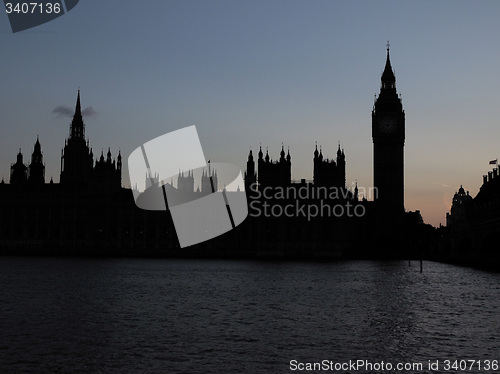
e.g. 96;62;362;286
1;1;499;227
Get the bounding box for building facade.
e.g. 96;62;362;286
0;47;436;259
372;44;405;214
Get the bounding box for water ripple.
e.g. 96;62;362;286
0;258;499;373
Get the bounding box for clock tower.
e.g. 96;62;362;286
372;43;405;214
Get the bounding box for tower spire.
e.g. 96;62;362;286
382;41;395;89
70;89;85;140
76;88;82;117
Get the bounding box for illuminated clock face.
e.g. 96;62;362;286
379;117;396;133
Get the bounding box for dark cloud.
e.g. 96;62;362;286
52;106;73;118
82;106;97;118
52;106;98;119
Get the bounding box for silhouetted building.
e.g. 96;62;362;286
446;185;472;228
372;43;405;214
244;150;256;191
313;144;345;188
0;47;435;259
93;148;122;191
28;137;45;185
10;150;28;185
60;90;121;190
255;145;292;189
441;167;500;267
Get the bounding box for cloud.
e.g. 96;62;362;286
82;106;97;118
52;106;98;119
52;106;73;118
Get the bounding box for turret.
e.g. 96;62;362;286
117;150;122;171
28;136;45;185
10;149;28;185
245;149;256;189
280;144;285;161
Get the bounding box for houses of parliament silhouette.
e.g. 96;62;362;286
3;46;495;263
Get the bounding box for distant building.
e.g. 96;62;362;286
442;168;500;266
28;137;45;185
446;185;472;228
254;145;292;189
244;143;346;192
11;137;47;186
60;90;121;190
0;46;434;259
313;144;345;189
10;150;28;185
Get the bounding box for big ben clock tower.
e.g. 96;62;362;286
372;43;405;214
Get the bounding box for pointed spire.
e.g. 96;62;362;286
33;136;42;154
69;89;85;139
314;142;319;158
76;88;82;117
258;144;263;159
381;41;396;88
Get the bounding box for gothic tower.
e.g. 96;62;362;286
28;136;45;185
313;144;346;189
244;149;256;191
10;149;28;185
257;145;291;189
372;43;405;213
60;90;94;187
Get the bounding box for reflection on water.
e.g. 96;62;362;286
0;258;499;373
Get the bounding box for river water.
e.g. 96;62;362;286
0;258;499;373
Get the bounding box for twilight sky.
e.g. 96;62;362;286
1;1;499;227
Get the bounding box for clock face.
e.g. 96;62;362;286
379;117;396;133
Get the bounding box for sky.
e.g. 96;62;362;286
1;0;500;227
